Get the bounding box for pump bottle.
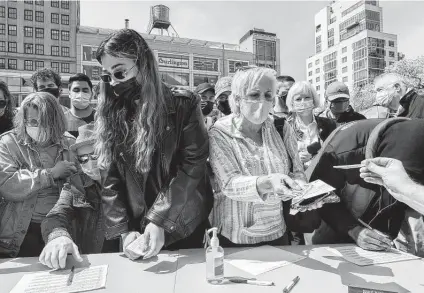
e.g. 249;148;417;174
205;227;224;284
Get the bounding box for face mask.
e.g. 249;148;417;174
376;90;398;110
201;101;214;116
111;77;140;101
293;99;314;113
330;100;350;114
240;100;272;125
26;126;47;143
39;87;60;98
81;159;101;181
70;92;91;110
217;99;231;115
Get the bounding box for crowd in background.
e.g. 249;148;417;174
1;28;424;270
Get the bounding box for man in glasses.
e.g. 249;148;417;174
64;73;96;138
40;123;120;269
30;67;69;114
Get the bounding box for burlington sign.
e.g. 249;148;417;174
158;55;189;69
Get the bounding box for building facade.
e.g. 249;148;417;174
306;0;398;100
0;0;79;105
77;25;255;97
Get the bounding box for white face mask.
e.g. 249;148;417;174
293;99;314;113
81;159;101;181
70;92;91;110
26;126;47;143
240;100;273;125
376;90;399;110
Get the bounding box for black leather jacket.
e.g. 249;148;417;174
101;86;213;246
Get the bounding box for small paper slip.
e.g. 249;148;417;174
225;245;305;276
327;245;420;266
10;265;108;293
291;180;336;206
126;234;147;256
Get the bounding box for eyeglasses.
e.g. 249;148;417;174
0;100;7;108
100;63;137;83
24;118;40;127
77;152;99;164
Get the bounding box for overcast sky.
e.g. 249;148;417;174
80;0;424;80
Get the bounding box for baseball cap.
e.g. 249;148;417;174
325;81;350;101
214;77;232;100
194;83;215;95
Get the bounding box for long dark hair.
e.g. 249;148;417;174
94;29;166;173
0;81;14;122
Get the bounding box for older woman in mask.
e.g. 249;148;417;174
0;92;80;258
286;81;336;169
209;67;320;247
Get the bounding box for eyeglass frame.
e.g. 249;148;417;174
77;152;99;164
24;118;41;127
100;62;138;83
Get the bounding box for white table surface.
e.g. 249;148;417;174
1;245;423;293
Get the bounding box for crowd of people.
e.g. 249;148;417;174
1;29;424;270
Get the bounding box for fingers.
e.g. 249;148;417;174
363;157;392;168
364;230;392;249
44;251;54;269
281;176;301;191
363;177;384;186
143;237;157;259
58;247;68;269
71;243;83;262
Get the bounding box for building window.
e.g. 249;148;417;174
24;0;34;4
51;62;59;72
389;61;394;66
308;62;312;68
308;79;313;84
51;13;59;24
61;30;70;41
8;25;17;36
35;28;44;38
35;0;44;6
316;44;322;54
24;43;33;54
24;60;34;71
328;38;334;48
316;35;322;44
0;6;4;18
389;51;395;58
316;85;320;91
24;10;33;21
61;46;70;57
0;41;5;51
51;29;59;40
35;44;44;55
308;71;312;77
389;40;395;47
193;74;218;86
61;0;70;9
61;14;69;25
342;66;348;73
316;77;320;82
343;76;348;82
342;47;347;53
0;24;4;35
35;11;44;22
8;59;17;70
8;8;17;19
342;57;348;63
228;60;249;73
35;61;44;70
316;24;321;33
24;27;33;37
61;63;70;73
51;46;59;56
8;42;17;53
330;16;336;24
0;58;5;69
328;28;334;38
193;57;219;72
51;1;59;8
315;59;320;65
158;71;190;87
316;68;320;74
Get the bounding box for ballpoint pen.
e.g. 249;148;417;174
282;276;300;293
67;266;75;286
357;218;395;248
333;164;363;169
228;278;274;286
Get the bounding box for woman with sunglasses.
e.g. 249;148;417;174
0;81;15;135
95;29;212;260
0;92;82;258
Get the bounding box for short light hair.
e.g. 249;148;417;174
229;67;277;115
374;72;407;90
286;81;321;112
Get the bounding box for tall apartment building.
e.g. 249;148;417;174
0;0;79;105
306;0;398;100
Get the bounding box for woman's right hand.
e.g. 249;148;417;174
122;231;142;260
257;174;303;201
50;160;77;179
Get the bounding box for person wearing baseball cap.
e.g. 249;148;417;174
320;81;366;125
214;76;232;116
195;82;220;130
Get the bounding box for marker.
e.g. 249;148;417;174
67;266;75;286
228;278;274;286
333;164;363;169
283;276;300;293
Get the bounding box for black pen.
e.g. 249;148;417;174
67;266;75;286
283;276;300;293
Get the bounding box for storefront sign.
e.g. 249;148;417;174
158;54;189;69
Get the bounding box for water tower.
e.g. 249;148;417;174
147;5;179;37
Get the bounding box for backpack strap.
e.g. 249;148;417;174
273;116;286;134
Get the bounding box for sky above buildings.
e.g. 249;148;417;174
80;1;424;81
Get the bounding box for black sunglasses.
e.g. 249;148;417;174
100;63;137;83
77;152;99;164
24;118;40;127
0;100;7;108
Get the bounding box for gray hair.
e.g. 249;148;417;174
229;67;277;115
286;81;321;112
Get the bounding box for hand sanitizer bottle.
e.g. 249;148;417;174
206;227;224;284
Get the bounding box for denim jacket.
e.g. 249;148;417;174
0;130;84;257
41;175;105;254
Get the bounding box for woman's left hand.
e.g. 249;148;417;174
299;152;312;163
143;222;165;260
